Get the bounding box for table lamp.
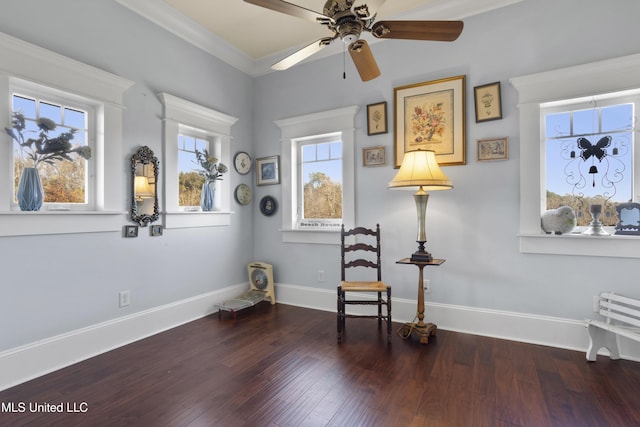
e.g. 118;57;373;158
134;176;154;201
389;149;452;262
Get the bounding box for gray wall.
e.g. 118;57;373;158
0;0;254;351
251;0;640;319
1;0;639;354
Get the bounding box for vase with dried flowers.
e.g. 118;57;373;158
5;111;92;211
194;149;227;211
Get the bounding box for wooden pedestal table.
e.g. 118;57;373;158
396;258;445;344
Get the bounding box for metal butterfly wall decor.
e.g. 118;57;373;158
577;136;612;162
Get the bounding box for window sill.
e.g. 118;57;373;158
281;228;340;245
519;232;640;258
164;211;232;229
0;211;125;237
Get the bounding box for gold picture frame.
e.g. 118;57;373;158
477;137;509;161
394;75;466;167
363;146;386;167
366;101;387;135
474;81;502;123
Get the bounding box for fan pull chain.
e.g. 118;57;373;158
343;44;346;79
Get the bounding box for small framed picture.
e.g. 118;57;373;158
124;225;138;238
259;195;277;216
366;101;387;135
363;146;386;167
474;82;502;123
256;155;280;186
477;137;509;161
151;224;163;236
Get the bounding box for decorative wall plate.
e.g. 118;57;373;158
234;183;252;205
259;195;277;216
234;151;251;175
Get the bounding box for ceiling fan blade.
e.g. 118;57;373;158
272;37;335;70
351;0;386;20
243;0;328;23
371;20;463;42
349;39;381;82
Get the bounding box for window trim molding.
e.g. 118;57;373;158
158;93;238;229
0;31;134;237
275;105;358;245
511;53;640;257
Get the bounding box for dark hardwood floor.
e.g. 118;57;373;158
1;303;639;427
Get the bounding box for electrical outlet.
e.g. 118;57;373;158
423;279;431;293
119;290;130;308
317;270;325;282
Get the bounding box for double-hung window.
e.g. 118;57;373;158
277;106;357;244
159;93;237;228
0;32;133;236
543;95;637;227
10;91;93;210
511;53;640;258
296;133;343;230
177;132;217;209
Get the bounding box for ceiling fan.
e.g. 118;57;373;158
244;0;464;81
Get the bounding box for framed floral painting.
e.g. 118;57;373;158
394;75;466;167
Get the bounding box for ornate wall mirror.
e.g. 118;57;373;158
131;146;159;226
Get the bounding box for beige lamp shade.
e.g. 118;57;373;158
388;149;453;191
134;176;154;199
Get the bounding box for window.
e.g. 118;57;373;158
159;93;237;229
276;106;358;245
543;96;637;227
296;134;343;230
0;32;133;237
511;53;640;258
177;132;216;209
10;92;94;210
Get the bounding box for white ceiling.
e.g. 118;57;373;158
116;0;522;77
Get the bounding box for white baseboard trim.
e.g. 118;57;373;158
275;283;640;362
0;283;247;391
3;282;638;391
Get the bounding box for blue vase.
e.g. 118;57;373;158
200;180;215;211
17;167;44;211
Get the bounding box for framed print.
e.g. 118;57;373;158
363;146;386;167
124;225;138;238
477;137;508;161
366;101;387;135
256;155;280;186
151;224;163;236
394;75;466;167
474;81;502;123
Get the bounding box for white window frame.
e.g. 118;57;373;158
159;93;237;229
276;106;358;245
0;32;133;237
511;53;640;258
296;132;343;230
10;81;97;211
177;130;221;210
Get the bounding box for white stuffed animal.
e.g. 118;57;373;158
541;206;577;235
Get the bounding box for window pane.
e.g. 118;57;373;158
10;95;89;206
602;104;633;132
177;134;207;207
546;112;570;138
65;108;86;129
302;144;315;162
316;143;329;161
13;96;36;117
40;102;61;122
545;103;633;226
301;139;342;221
573;108;598;135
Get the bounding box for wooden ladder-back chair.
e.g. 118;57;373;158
337;224;392;342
